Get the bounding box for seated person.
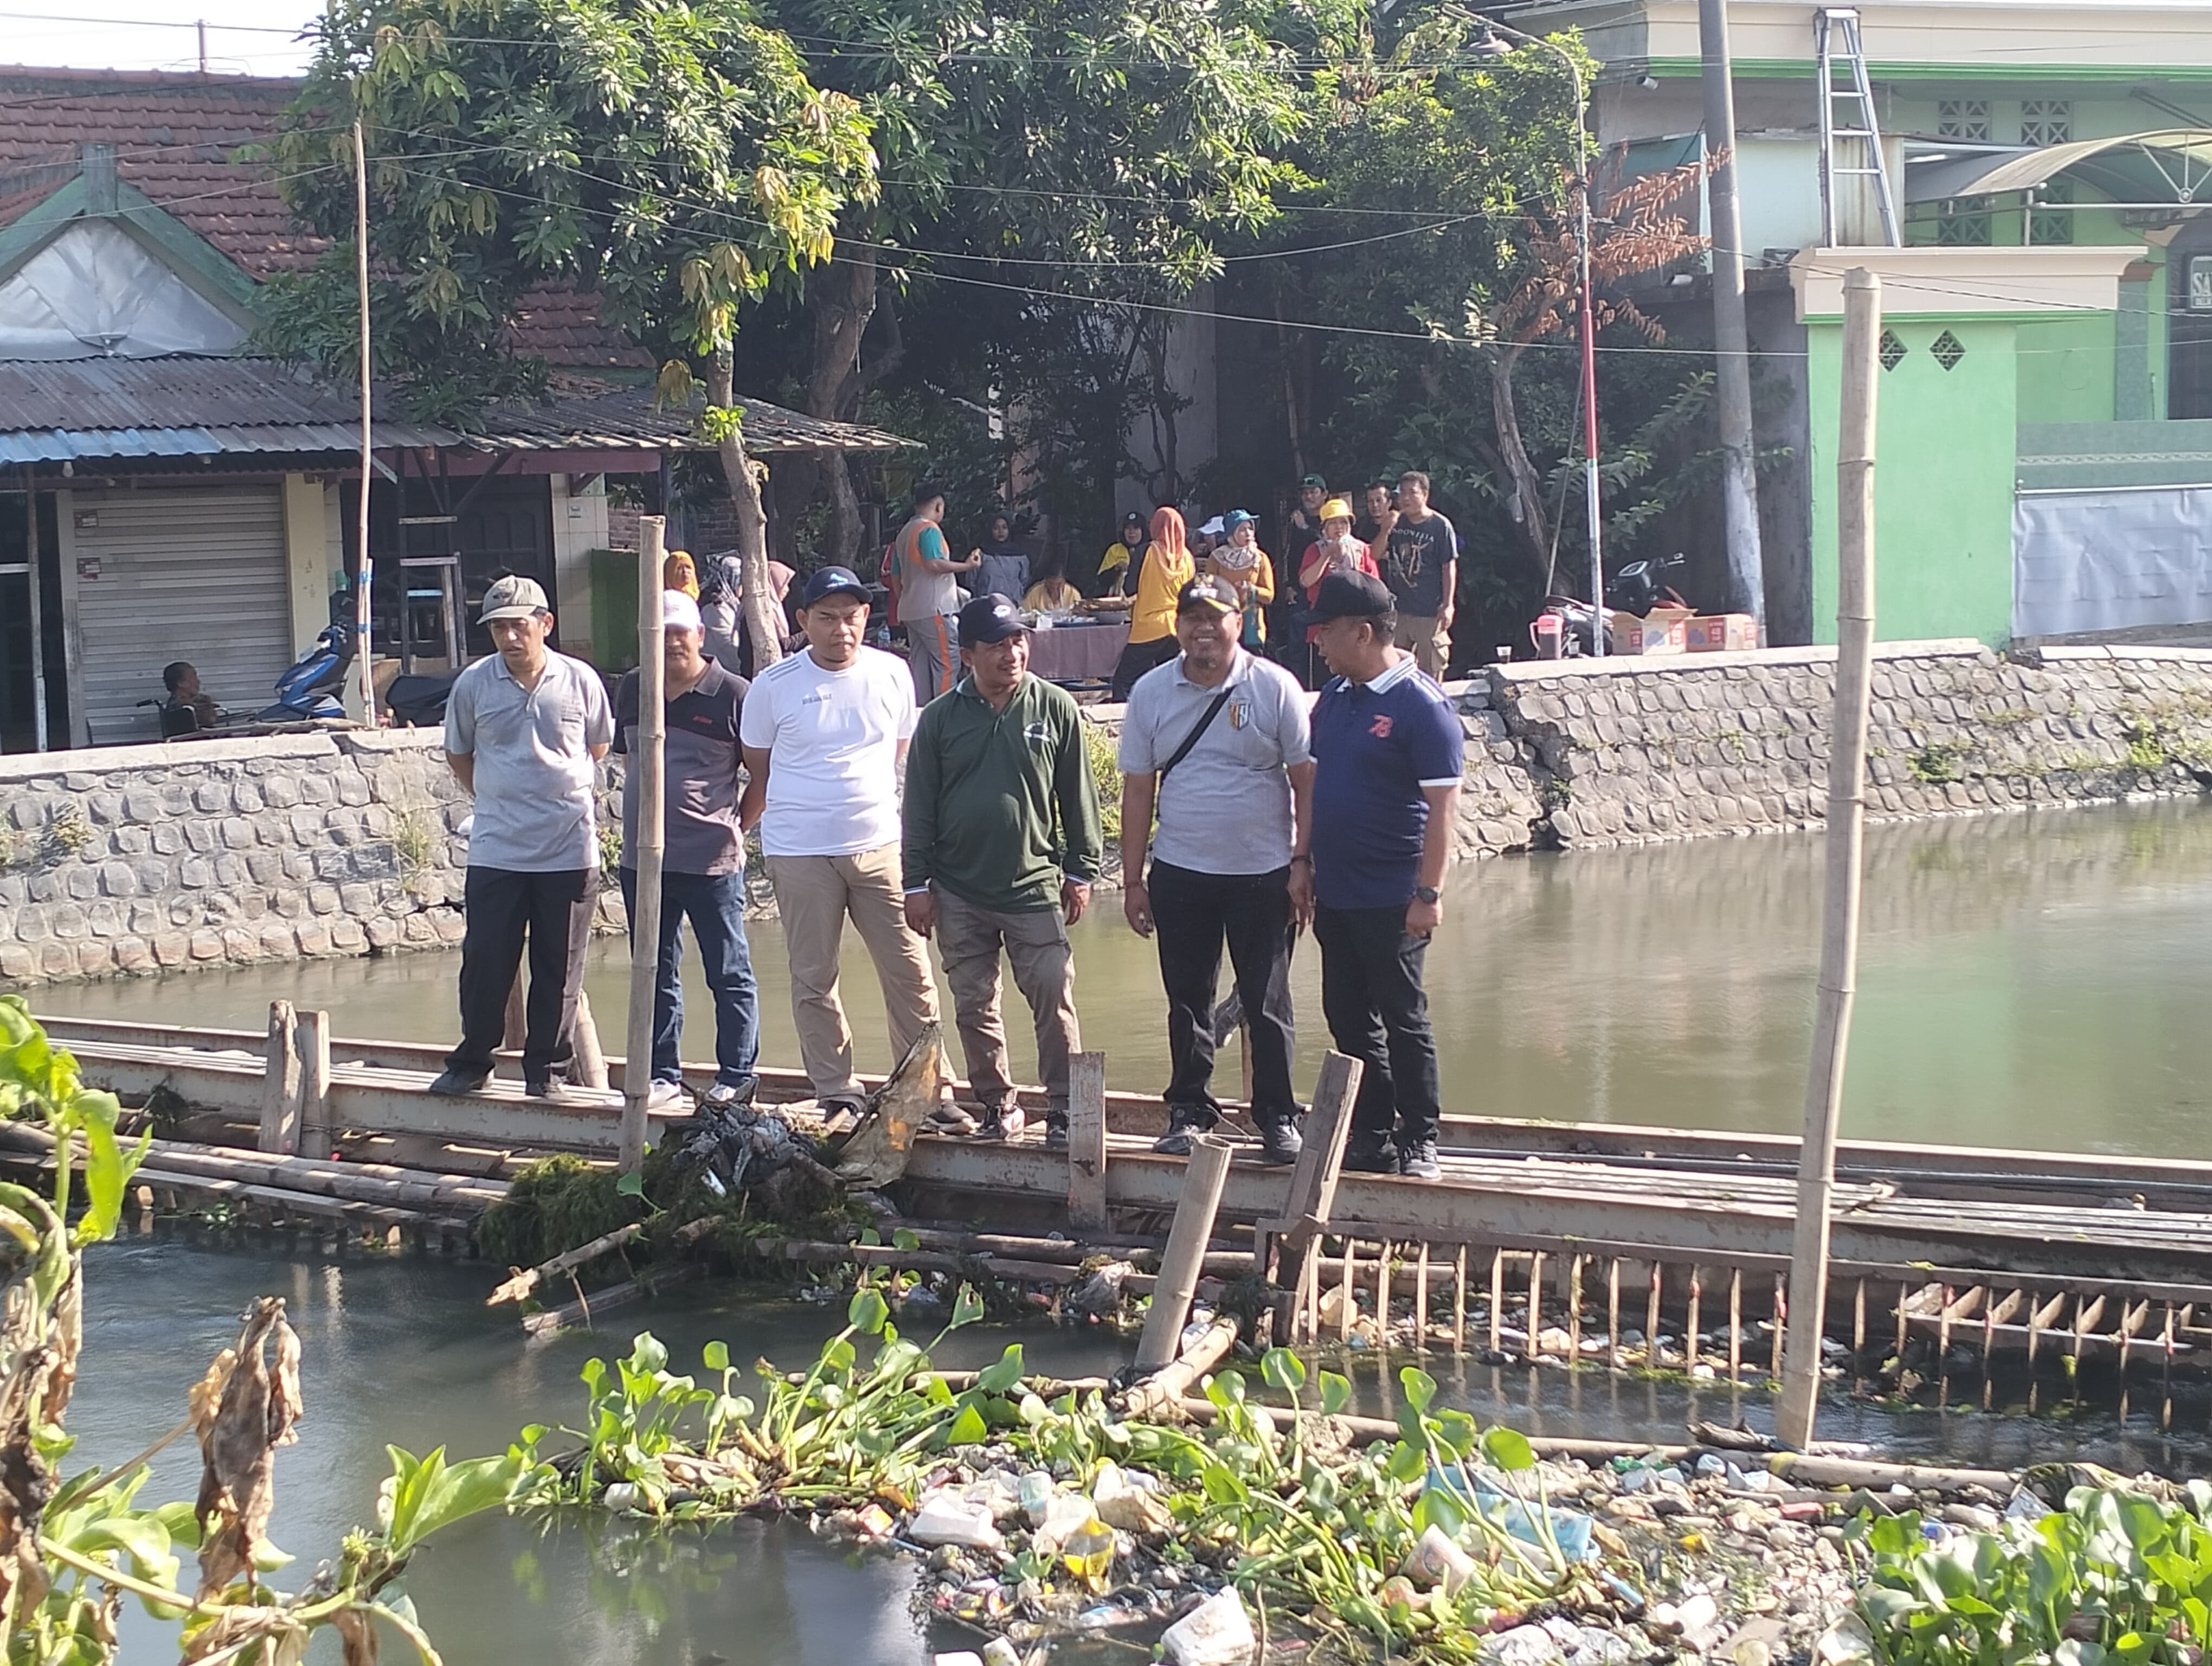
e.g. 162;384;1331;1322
1022;554;1087;615
161;661;221;732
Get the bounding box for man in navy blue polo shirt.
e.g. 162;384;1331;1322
1305;571;1464;1178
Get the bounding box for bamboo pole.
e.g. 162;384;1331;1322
1137;1135;1236;1370
1776;267;1881;1449
619;517;670;1174
258;1001;299;1154
351;116;377;727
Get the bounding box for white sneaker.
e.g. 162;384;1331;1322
644;1079;688;1111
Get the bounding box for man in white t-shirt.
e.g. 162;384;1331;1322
740;565;941;1111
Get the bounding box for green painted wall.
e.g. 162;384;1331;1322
2018;311;2117;423
1808;316;2018;647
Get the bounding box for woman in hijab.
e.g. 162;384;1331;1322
1203;509;1274;650
1109;505;1194;700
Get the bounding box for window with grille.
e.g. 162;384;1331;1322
2029;179;2074;246
1935;195;1994;245
2020;100;2072;146
1938;99;1990;141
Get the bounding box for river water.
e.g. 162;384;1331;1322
44;801;2212;1659
42;798;2212;1157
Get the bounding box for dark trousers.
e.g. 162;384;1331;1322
619;866;761;1089
1313;901;1441;1146
1109;635;1179;700
448;865;597;1082
1150;861;1298;1126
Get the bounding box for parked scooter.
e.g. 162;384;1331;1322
1530;552;1690;657
256;620;355;721
384;671;457;728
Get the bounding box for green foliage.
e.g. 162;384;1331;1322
0;994;151;1247
1085;721;1124;841
1854;1485;2212;1666
1909;742;1967;785
272;0;878;418
477;1153;645;1274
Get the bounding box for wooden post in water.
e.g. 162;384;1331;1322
1136;1135;1233;1371
1776;266;1881;1449
258;1001;300;1154
295;1007;333;1159
1066;1050;1109;1232
619;516;669;1174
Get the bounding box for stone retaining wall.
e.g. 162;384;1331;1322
1446;639;2212;855
4;640;2210;986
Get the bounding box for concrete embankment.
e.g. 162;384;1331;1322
2;639;2209;986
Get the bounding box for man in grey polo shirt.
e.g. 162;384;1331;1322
430;574;614;1099
1119;575;1316;1164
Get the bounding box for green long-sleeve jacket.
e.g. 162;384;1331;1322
902;672;1102;912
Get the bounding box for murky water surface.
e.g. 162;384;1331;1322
45;802;2212;1659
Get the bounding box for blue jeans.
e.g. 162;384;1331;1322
619;867;760;1090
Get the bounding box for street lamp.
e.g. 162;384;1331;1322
1467;14;1604;655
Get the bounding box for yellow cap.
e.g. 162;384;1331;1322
1319;497;1354;525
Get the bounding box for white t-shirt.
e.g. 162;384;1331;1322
739;645;917;857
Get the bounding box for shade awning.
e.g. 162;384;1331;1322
0;356;916;466
1905;128;2212;206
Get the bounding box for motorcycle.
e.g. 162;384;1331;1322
256;620;355;721
1530;552;1690;658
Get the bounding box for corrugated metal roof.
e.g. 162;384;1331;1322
0;356;914;464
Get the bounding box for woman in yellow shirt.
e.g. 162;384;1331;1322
1110;506;1194;699
1203;509;1273;648
1022;554;1086;614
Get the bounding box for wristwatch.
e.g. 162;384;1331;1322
1412;885;1441;904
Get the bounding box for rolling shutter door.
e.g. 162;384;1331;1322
72;486;291;744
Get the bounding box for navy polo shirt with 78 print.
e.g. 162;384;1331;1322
1308;656;1465;911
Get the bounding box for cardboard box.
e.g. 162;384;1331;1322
1684;613;1758;652
1607;605;1692;655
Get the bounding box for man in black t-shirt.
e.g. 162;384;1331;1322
1380;471;1459;680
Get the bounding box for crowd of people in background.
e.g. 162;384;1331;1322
422;462;1469;1183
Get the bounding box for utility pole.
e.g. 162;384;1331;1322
1776;267;1880;1448
352;116;378;729
1698;0;1766;632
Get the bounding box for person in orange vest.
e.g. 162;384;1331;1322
888;485;979;702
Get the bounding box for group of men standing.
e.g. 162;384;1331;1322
426;527;1464;1182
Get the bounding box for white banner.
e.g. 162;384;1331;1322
2013;486;2212;638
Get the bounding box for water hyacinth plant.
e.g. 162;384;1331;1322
1849;1483;2212;1666
513;1284;1607;1661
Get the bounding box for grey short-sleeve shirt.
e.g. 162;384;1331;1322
1118;649;1312;875
444;649;614;873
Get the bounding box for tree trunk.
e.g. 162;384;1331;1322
1488;343;1555;581
709;341;784;671
804;245;879;568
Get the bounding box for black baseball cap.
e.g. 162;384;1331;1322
1120;509;1146;529
1311;570;1395;621
1300;473;1327;490
1177;575;1240;616
799;565;871;607
959;592;1030;644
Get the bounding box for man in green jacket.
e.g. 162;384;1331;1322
904;593;1103;1148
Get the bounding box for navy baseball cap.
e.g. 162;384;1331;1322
1176;575;1240;616
1311;570;1395;621
799;565;871;607
959;592;1030;644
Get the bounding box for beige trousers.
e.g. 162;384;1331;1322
931;886;1080;1116
766;845;940;1101
1394;614;1449;680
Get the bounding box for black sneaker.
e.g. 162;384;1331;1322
1152;1107;1216;1157
977;1106;1026;1142
1043;1118;1070;1153
524;1075;570;1101
427;1067;489;1097
1257;1119;1303;1167
1341;1130;1402;1174
1398;1138;1442;1181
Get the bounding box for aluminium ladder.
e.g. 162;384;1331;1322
1814;8;1901;246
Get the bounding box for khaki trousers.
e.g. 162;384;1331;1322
766;845;940;1101
932;886;1080;1116
1394;614;1449;679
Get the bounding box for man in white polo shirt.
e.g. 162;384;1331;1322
1119;575;1315;1164
740;565;940;1112
430;574;614;1099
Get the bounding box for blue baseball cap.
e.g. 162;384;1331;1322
959;592;1030;644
